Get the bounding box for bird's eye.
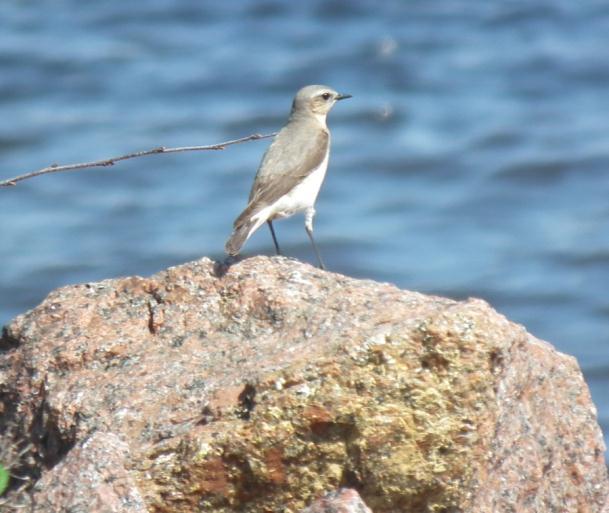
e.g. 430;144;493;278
321;92;331;100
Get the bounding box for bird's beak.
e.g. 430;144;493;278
335;93;352;101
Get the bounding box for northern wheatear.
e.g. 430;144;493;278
225;84;351;269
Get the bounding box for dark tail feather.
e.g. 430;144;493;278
225;220;255;256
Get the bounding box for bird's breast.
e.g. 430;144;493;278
270;152;329;219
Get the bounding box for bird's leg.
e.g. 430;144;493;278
304;207;326;270
267;220;282;255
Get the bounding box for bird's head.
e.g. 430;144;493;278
291;85;352;119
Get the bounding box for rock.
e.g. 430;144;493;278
30;432;147;513
301;488;372;513
0;256;607;513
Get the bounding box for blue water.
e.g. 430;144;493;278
1;1;608;450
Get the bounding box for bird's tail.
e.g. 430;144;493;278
225;219;256;256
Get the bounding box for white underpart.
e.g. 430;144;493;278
247;151;329;240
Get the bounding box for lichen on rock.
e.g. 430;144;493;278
0;256;607;513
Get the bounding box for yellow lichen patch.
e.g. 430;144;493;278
139;317;501;513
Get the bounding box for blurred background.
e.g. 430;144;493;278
1;1;608;451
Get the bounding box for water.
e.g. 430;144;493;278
1;0;608;450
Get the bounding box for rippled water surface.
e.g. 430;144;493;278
1;1;608;449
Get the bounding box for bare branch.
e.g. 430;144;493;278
0;132;276;188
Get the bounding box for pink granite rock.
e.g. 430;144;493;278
0;256;607;512
301;488;373;513
31;432;146;513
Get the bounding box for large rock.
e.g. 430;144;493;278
0;256;607;512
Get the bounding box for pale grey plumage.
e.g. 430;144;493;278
225;84;351;268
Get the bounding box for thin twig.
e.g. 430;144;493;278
0;132;276;188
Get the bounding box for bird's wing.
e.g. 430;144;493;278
234;127;329;228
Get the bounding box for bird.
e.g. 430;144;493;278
224;84;351;269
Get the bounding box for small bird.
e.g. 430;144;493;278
225;84;351;269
